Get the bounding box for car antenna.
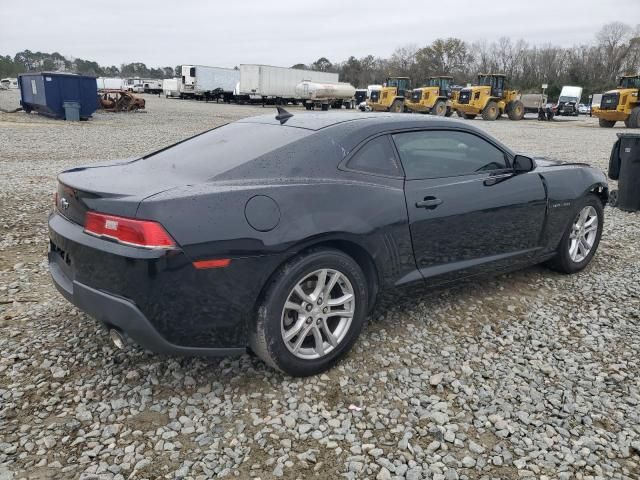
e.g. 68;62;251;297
275;106;294;124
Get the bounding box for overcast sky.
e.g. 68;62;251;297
1;0;638;69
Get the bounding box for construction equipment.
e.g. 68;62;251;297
404;76;454;116
98;90;145;112
453;74;524;121
367;77;410;112
592;75;640;128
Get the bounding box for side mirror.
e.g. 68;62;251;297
513;154;535;173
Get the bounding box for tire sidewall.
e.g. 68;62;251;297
260;250;368;376
557;195;604;273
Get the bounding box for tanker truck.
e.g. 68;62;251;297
295;81;356;110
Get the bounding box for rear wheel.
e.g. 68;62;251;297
599;118;616;128
321;103;329;111
545;195;603;274
482;101;499;121
463;113;476;120
250;249;368;377
624;107;640;128
507;100;525;120
389;99;403;113
432;99;447;116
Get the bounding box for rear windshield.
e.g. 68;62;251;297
143;122;310;178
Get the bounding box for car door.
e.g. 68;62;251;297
392;128;547;285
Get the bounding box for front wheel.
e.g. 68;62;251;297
432;99;447;116
599;118;616;128
389;99;403;113
545;195;604;274
507;100;525;120
250;249;368;376
482;101;499;121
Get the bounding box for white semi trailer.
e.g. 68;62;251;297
96;77;124;90
295;81;356;110
163;78;181;98
180;65;239;101
238;64;339;104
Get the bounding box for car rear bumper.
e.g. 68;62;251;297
48;211;260;355
49;259;242;356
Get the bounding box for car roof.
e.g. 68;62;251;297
237;111;476;132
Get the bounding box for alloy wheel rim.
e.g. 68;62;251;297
281;268;355;360
569;206;598;263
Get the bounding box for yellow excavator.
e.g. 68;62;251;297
368;77;410;112
405;76;454;116
453;74;524;121
592;74;640;128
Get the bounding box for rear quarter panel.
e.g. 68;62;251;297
136;176;414;290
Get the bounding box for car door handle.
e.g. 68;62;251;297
415;197;443;209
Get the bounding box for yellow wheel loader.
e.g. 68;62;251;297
453;74;525;121
404;76;454;116
592;75;640;128
368;77;410;112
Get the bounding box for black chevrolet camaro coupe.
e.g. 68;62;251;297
49;111;608;376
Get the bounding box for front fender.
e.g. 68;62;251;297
538;165;608;250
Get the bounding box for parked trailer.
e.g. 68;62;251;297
163;78;181;98
180;65;239;101
295;81;356;110
520;93;548;114
238;64;339;104
96;77;124;91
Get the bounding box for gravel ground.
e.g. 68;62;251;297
1;90;639;480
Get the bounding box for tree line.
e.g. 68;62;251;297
1;22;638;100
0;50;176;80
296;22;639;100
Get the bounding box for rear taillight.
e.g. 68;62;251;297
84;211;176;249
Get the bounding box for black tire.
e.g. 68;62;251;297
305;103;312;111
599;118;616;128
321;103;329;111
249;249;368;377
389;99;403;113
507;100;525;120
432;99;447;116
445;107;453;117
463;113;477;120
545;194;604;274
482;101;499;121
625;107;640;128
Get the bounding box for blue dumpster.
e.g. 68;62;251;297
18;72;98;120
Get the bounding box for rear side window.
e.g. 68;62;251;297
347;135;401;177
392;130;508;180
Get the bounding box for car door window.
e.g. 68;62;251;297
392;130;508;180
346;135;401;177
